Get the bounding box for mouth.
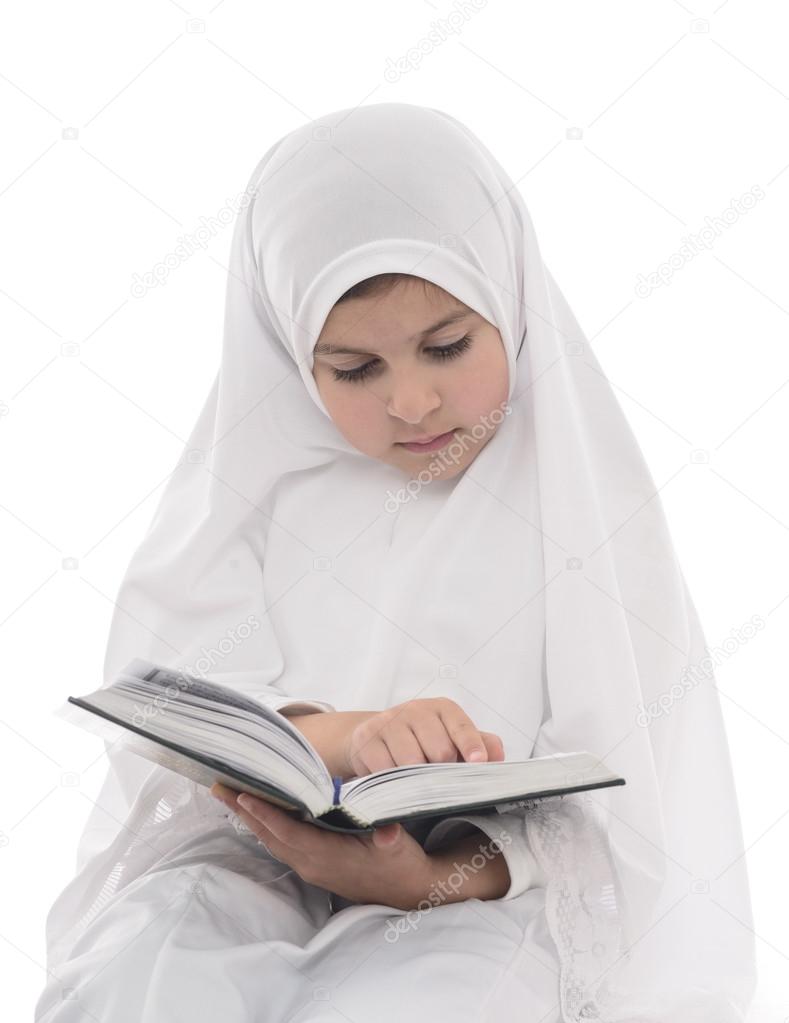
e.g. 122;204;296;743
396;428;458;453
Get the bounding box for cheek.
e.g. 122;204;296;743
454;343;509;414
323;385;384;447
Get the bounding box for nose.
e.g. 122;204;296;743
385;375;441;425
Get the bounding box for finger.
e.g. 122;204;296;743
236;794;305;847
351;735;397;776
234;809;295;865
480;731;506;761
235;799;364;891
371;822;402;848
438;703;488;762
232;799;304;863
379;723;428;768
210;782;241;802
238;795;346;866
411;714;460;763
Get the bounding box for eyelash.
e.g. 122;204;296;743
329;334;474;384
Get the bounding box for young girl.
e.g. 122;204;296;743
37;102;756;1022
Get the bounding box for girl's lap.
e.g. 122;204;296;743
289;888;562;1023
38;819;562;1023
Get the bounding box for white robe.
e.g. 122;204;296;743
37;101;757;1022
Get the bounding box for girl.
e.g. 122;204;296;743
37;102;756;1022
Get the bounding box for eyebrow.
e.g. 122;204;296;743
313;306;475;357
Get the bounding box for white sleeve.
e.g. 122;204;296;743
422;811;547;900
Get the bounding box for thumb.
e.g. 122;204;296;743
372;823;402;848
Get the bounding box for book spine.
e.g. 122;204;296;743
332;776;342;806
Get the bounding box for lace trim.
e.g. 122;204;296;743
524;792;630;1023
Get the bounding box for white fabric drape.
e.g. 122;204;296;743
38;102;756;1022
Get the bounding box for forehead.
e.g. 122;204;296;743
318;279;468;336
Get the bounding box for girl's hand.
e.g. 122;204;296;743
342;697;505;778
210;784;437;911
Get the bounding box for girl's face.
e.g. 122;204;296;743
312;280;509;480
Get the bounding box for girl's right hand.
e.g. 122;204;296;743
342;697;505;778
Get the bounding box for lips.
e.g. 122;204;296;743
396;428;458;452
399;432;444;444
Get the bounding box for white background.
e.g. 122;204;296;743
2;1;787;1018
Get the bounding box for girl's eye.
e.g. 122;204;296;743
330;334;474;384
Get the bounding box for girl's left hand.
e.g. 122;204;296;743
210;783;436;911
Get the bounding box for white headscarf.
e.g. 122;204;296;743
62;102;755;1020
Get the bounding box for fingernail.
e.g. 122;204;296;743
468;749;485;762
237;794;254;810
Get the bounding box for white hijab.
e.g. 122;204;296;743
62;102;756;1020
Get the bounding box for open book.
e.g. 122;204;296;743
62;658;626;833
